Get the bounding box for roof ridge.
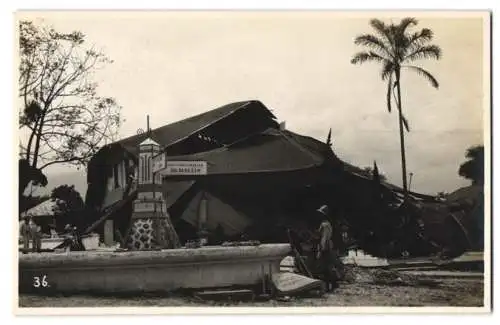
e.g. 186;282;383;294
279;130;324;164
163;101;254;149
117;100;260;146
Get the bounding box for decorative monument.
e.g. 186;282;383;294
126;116;180;250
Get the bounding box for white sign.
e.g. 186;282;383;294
163;161;208;176
152;152;166;173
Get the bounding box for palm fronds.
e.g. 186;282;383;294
381;60;395;80
354;34;392;58
369;19;392;42
399;17;419;33
403;65;439;88
351;51;387;64
407;28;433;50
404;45;442;62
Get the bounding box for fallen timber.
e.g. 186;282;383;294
18;243;290;294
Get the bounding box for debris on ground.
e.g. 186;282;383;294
20;275;484;307
271;272;325;297
342;265;441;287
194;289;255;302
221;240;261;247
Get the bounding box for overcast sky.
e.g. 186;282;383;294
19;11;489;195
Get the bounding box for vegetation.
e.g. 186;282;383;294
459;145;484;185
18;20;121;197
51;184;85;229
351;17;442;197
362;166;387;182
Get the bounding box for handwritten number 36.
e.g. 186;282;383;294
33;275;48;288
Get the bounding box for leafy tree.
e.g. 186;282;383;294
51;184;85;229
459;145;484;185
351;18;442;198
18;20;121;194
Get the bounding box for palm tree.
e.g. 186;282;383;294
351;18;442;198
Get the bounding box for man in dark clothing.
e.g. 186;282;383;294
315;205;342;292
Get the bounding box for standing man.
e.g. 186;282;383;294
30;218;42;253
315;205;341;292
20;216;31;252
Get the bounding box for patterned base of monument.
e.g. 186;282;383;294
126;194;180;250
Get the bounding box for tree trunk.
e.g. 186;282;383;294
25;118;39;164
395;68;409;199
31;107;47;169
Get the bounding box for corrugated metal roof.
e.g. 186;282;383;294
164;128;325;175
116;100;276;154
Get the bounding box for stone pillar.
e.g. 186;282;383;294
126;137;180;250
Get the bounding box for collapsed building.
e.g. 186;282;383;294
82;100;482;258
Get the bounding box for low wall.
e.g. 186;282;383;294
19;244;290;294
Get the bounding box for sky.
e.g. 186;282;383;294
17;11;489;195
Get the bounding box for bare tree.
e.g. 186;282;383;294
18;20;122;192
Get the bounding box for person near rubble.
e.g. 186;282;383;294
315;205;341;292
62;224;86;251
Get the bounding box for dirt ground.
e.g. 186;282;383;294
18;277;484;308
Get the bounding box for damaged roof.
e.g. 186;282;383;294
116;100;276;153
165;128;327;175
